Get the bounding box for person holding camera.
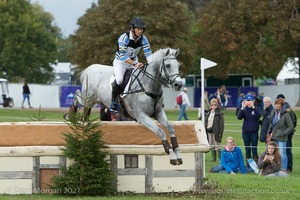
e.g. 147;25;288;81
257;141;288;176
237;93;261;165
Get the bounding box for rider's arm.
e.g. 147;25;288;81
142;35;152;61
117;33;131;62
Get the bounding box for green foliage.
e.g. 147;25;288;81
70;0;197;75
50;108;116;196
56;37;73;62
0;0;61;83
194;0;300;79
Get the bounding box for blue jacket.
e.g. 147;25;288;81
115;31;152;62
237;106;261;133
221;145;246;174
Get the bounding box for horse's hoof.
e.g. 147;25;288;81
170;159;178;165
177;158;183;165
63;113;69;120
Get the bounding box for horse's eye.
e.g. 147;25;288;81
166;64;171;68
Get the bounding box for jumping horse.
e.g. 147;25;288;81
64;48;183;165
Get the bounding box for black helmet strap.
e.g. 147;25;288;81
131;27;144;39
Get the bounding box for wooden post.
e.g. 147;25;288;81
194;152;203;190
145;155;153;193
32;156;40;194
110;155;118;192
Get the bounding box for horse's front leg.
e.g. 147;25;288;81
155;110;183;165
136;115;178;165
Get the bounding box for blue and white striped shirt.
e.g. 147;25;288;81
115;31;152;62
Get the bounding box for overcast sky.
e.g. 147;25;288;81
32;0;96;37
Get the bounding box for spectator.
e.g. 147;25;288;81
259;96;274;143
22;81;33;109
176;87;191;121
236;92;245;116
198;91;210;120
237;93;261;165
219;85;228;109
205;98;224;162
210;136;246;174
267;98;294;173
257;141;288;176
257;92;264;110
275;94;297;173
203;91;210;113
115;113;133;121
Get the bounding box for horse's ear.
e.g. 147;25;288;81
174;48;180;57
165;48;170;56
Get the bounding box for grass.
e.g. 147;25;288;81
0;107;299;199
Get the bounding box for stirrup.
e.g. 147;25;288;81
109;102;119;113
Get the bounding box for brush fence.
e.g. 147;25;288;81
0;121;209;194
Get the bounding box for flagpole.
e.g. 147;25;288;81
200;58;217;178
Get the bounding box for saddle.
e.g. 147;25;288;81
119;68;134;93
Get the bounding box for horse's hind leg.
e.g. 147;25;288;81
83;107;91;121
63;96;78;120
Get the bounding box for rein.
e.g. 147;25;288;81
140;56;181;86
123;56;180;99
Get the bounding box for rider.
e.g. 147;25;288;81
110;17;152;113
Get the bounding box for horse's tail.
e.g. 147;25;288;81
77;68;88;83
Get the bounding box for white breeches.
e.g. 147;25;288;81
113;59;134;85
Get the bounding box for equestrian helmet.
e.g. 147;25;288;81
130;17;146;29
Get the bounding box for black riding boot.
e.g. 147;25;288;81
110;81;121;112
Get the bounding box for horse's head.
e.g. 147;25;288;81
160;48;183;91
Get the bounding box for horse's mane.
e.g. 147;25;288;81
147;48;175;64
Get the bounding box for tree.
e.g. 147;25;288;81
70;0;196;75
51;99;115;196
194;0;300;79
0;0;61;83
56;37;73;62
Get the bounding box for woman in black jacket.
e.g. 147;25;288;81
205;98;224;162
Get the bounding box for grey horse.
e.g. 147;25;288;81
64;48;183;165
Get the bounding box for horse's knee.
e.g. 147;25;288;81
162;140;172;154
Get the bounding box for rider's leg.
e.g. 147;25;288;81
110;80;121;112
110;59;128;112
